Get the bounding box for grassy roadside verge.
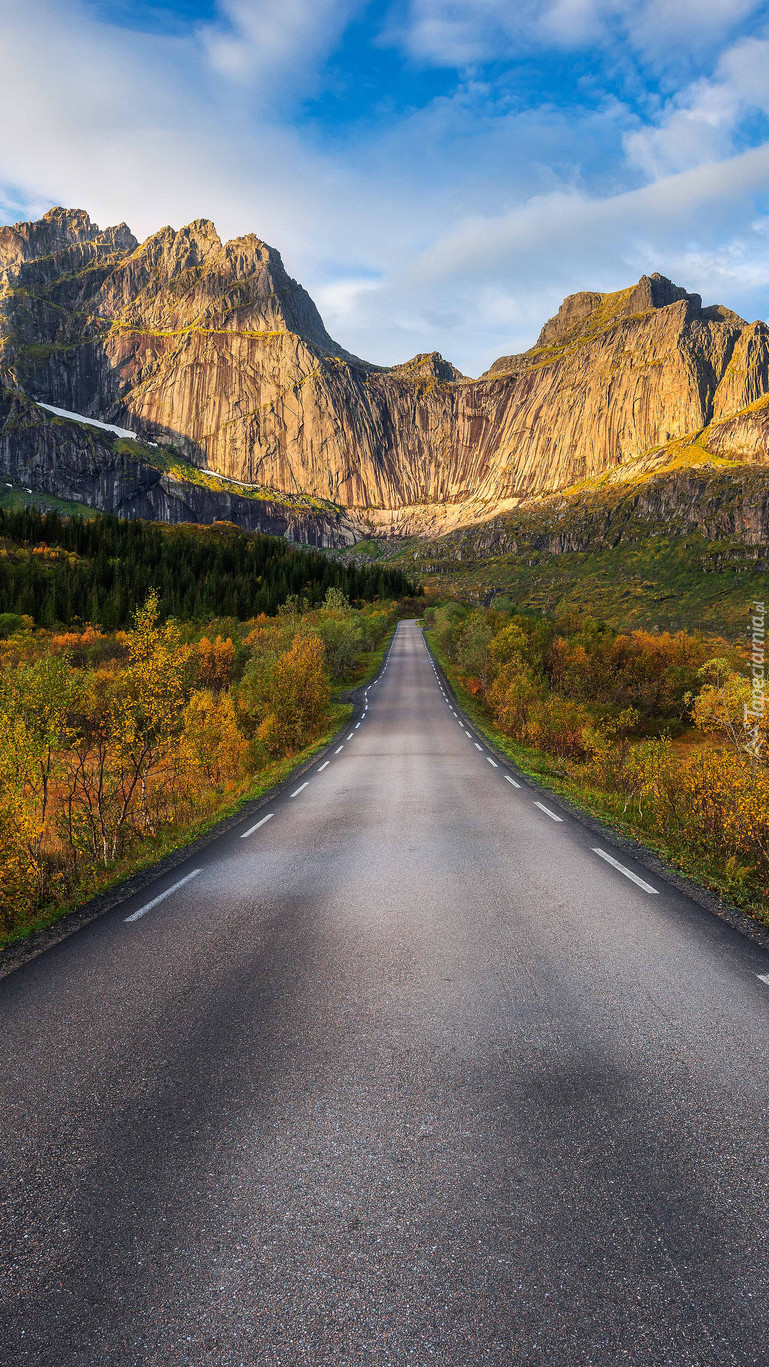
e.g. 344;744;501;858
0;625;396;960
426;631;769;931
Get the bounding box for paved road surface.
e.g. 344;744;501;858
2;621;769;1365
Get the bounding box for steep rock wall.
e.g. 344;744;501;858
0;389;357;547
1;208;768;529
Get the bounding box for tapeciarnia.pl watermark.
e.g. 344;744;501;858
745;599;766;759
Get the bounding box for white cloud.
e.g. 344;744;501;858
0;0;767;377
202;0;361;95
625;0;763;65
626;36;769;179
408;143;769;286
0;0;365;261
330;143;769;369
386;0;601;66
390;0;766;69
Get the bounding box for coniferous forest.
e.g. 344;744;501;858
0;508;420;628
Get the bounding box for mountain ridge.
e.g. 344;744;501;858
1;207;768;537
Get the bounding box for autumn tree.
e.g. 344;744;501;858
688;658;766;762
256;633;330;756
193;636;236;692
61;592;191;863
182;690;248;788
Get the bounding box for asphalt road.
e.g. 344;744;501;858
2;620;769;1366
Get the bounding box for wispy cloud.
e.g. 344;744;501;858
388;0;765;68
201;0;362;95
626;36;769;178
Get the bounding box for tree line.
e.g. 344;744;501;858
0;508;420;628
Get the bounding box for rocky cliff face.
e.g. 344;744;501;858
1;206;768;534
0;389;357;547
418;464;769;565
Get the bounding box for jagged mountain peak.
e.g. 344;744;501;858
102;216;349;352
483;272;750;380
535;274;693;351
41;206;97;237
0;207;351;357
533;272;748;353
183;217;222;240
0;206;137;273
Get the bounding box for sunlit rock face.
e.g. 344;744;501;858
2;208;768;533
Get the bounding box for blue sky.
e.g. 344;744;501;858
1;0;769;373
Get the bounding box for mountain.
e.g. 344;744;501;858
1;206;768;539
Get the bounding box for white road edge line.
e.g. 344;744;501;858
335;745;344;754
291;782;309;797
474;742;483;751
486;757;498;767
757;974;769;986
240;813;274;839
592;847;658;894
125;868;202;922
317;760;330;771
505;775;522;789
347;732;354;739
534;801;563;823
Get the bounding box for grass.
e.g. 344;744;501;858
338;538;388;561
379;453;769;640
0;485;99;518
407;531;769;638
426;631;769;929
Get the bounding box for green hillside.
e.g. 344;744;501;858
0;507;420;628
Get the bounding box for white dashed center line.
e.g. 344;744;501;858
474;742;483;751
505;775;521;789
347;732;354;739
240;812;274;839
486;757;498;767
317;760;330;772
335;745;344;754
592;847;658;894
291;782;309;798
125;868;202;922
757;974;769;986
534;801;563;823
